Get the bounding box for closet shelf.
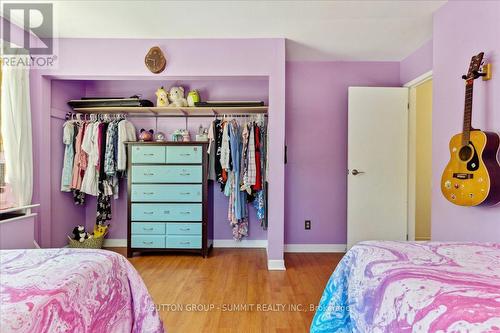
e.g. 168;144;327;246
71;106;268;117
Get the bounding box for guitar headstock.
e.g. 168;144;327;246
463;52;485;83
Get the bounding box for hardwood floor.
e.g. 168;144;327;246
108;248;343;333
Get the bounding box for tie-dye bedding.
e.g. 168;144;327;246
311;241;500;333
0;248;164;333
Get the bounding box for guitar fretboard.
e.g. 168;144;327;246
462;82;474;146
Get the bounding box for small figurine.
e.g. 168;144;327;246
187;90;200;107
171;129;184;142
182;130;191;142
139;128;154;142
155;132;166;142
155;86;169;107
195;124;209;141
168;86;188;107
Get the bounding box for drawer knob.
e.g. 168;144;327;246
144;173;154;176
143;192;154;195
179;228;191;231
180;173;191;176
180;192;191;195
180;153;191;156
144;211;154;215
143;227;154;231
144;153;155;156
179;241;191;245
143;241;153;244
180;211;191;215
164;210;170;214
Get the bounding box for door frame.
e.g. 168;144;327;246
404;70;432;241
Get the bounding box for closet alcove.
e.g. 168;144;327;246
49;76;270;250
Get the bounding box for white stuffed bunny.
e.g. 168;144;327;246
168;86;188;107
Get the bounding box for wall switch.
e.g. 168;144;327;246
305;220;311;230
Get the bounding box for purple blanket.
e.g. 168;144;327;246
311;241;500;332
0;248;164;333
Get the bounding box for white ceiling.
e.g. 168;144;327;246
5;0;446;61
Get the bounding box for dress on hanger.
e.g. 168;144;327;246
61;121;76;192
117;120;137;171
71;122;87;191
80;122;100;196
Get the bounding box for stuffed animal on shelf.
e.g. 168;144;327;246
155;86;169;107
93;224;109;238
168;86;188;107
187;90;200;107
139;128;154;141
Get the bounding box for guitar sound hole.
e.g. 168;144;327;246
459;146;473;161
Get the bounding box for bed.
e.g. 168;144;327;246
310;241;500;332
0;248;164;333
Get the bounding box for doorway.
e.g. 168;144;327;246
407;74;433;241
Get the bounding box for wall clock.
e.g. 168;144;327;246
145;46;167;74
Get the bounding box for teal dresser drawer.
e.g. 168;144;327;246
131;146;166;164
131;165;202;183
131;203;202;221
131;235;165;248
131;222;166;235
166;146;203;164
131;184;202;202
165;166;203;183
166;235;202;249
167;223;202;235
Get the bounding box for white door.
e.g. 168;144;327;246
347;87;409;249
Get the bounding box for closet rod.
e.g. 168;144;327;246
67;113;267;119
126;114;268;118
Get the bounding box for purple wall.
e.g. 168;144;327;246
400;39;433;85
285;61;401;244
431;1;500;241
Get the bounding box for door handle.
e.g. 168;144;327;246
351;169;365;176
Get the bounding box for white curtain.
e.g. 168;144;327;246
1;55;33;207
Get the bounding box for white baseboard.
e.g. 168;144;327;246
103;239;127;247
267;259;286;270
213;239;267;248
284;244;346;253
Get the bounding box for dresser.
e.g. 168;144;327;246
126;142;213;258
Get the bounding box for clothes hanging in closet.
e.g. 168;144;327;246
208;116;268;240
60;115;137;224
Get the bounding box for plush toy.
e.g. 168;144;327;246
139;128;154;141
72;225;85;241
72;225;92;242
93;224;109;238
168;86;188;107
187;90;200;107
155;86;169;107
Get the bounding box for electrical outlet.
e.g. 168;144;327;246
305;220;311;230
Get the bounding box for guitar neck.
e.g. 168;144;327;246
462;81;474;145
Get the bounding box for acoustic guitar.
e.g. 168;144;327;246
441;52;500;207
